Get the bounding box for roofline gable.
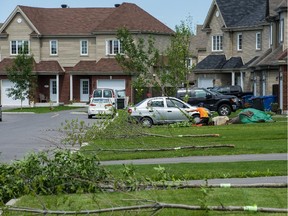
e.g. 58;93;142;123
202;0;226;30
0;5;41;35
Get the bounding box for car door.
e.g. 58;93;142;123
164;98;190;122
147;98;166;123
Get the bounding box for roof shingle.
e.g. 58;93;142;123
18;3;174;36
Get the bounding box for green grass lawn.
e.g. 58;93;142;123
81;115;287;161
11;188;288;216
105;160;287;181
2;106;84;113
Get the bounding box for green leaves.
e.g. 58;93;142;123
6;52;37;108
0;150;109;204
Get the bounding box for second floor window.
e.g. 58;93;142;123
237;33;242;51
186;58;193;68
256;32;261;50
80;40;88;55
50;40;58;55
269;23;273;47
212;35;223;51
10;40;29;55
106;39;121;55
279;19;284;43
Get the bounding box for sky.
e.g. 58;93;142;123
0;0;212;31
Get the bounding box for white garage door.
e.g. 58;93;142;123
97;79;125;90
1;80;29;106
197;78;213;88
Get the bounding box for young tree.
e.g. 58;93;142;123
115;28;159;100
165;21;193;93
115;23;193;99
6;52;37;109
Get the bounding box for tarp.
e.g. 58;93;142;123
238;108;274;124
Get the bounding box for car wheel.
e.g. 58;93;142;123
192;114;201;124
140;117;153;128
218;104;231;116
88;114;93;119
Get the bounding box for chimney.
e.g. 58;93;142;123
61;4;68;8
114;4;121;7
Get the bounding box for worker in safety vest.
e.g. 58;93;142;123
189;103;211;125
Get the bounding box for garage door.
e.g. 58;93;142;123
1;80;29;106
97;79;125;90
198;78;213;88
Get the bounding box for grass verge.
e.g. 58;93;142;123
104;160;287;181
81;117;287;160
2;106;84;113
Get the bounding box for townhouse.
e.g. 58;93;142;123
191;0;287;114
0;3;174;107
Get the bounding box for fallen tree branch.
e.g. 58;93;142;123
4;203;288;214
140;133;220;138
98;144;234;152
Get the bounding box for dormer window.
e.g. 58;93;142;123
212;35;223;51
237;33;242;51
10;40;29;55
106;39;122;55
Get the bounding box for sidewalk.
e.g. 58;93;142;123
100;153;287;165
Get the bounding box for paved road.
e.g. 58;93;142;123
100;153;287;165
0;108;92;163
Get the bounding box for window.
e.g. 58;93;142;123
269;23;273;47
10;40;29;55
279;19;284;42
166;99;188;108
106;39;122;55
237;33;242;51
256;32;261;50
186;58;193;68
148;99;164;107
80;40;88;55
212;35;223;51
50;40;58;55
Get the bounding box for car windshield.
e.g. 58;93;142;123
91;98;110;103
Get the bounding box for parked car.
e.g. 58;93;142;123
176;87;240;116
208;85;253;98
208;85;253;108
91;88;128;109
127;96;203;127
91;88;117;104
88;98;115;119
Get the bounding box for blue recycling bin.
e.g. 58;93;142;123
252;95;276;111
261;95;276;111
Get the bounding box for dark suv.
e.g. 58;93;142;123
176;88;240;116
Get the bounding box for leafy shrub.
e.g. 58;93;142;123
0;150;110;204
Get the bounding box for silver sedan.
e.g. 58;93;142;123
127;96;201;127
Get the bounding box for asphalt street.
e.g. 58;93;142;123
0;108;91;163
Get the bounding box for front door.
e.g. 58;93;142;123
50;79;57;102
80;79;89;102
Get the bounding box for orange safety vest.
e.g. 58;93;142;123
197;107;209;118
